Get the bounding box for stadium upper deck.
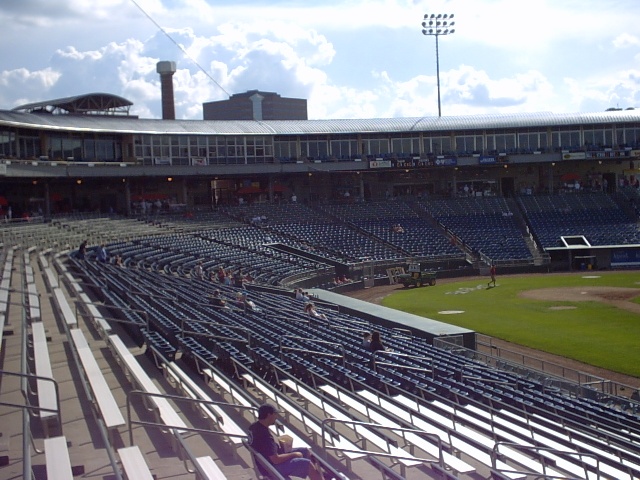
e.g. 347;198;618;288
1;94;640;216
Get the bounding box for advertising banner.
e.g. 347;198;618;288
611;248;640;267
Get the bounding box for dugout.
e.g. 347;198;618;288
547;242;640;270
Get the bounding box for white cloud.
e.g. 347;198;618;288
613;33;640;49
0;68;62;108
2;0;640;119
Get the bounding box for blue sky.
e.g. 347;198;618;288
1;0;640;120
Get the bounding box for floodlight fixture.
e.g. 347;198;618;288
422;12;456;117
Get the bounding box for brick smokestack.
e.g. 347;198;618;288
156;61;176;120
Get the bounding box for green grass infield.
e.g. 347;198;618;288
381;272;640;378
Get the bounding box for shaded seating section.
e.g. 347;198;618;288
319;200;463;259
519;193;640;249
418;197;533;262
67;255;640;479
106;229;323;285
617;185;640;218
223;203;356;264
226;203;406;262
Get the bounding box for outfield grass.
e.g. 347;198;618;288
381;272;640;378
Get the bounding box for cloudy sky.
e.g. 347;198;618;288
2;0;640;120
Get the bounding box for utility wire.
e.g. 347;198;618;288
129;0;230;97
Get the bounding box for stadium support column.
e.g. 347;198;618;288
421;14;455;117
452;167;457;197
124;180;131;216
182;179;188;207
44;182;51;219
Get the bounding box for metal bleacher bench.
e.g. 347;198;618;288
44;435;73;480
63;271;84;296
78;292;112;339
107;334;187;433
69;328;126;433
44;266;59;290
32;321;58;434
117;446;154;480
297;382;427;477
27;281;40;321
109;335;227;479
195;456;227;480
320;384;475;476
53;287;77;329
388;392;529;479
162;360;247;451
203;367;254;411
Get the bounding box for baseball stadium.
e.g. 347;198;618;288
1;67;640;480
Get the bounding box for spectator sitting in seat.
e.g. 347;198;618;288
248;403;322;480
237;292;260;312
362;332;372;348
193;261;204;280
233;270;245;288
209;290;228;308
304;302;327;320
295;288;309;302
97;244;108;263
369;331;391;352
216;266;226;283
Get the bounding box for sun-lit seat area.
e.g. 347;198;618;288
1;210;639;479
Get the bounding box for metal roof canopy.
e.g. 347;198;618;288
561;235;591;248
1;107;640;136
12;93;133;116
546;243;640;251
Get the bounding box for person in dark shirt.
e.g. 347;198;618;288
369;331;389;352
248;404;321;479
78;239;87;260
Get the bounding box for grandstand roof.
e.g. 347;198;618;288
1;108;639;135
11;93;133;116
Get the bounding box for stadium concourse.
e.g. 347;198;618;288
1;212;640;480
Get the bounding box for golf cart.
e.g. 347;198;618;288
398;262;437;287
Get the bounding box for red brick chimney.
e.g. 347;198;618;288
156;61;176;120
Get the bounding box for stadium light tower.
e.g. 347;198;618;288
422;13;455;117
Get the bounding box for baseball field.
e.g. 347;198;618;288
380;271;640;378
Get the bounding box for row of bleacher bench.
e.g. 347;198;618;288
5;210;640;480
2;247;245;479
65;249;640;480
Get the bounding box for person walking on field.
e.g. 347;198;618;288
488;264;496;287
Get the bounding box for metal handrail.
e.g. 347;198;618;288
491;441;602;480
320;417;444;467
279;335;345;361
125;389;251;476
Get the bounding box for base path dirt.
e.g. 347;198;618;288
520;286;640;314
343;276;640;388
